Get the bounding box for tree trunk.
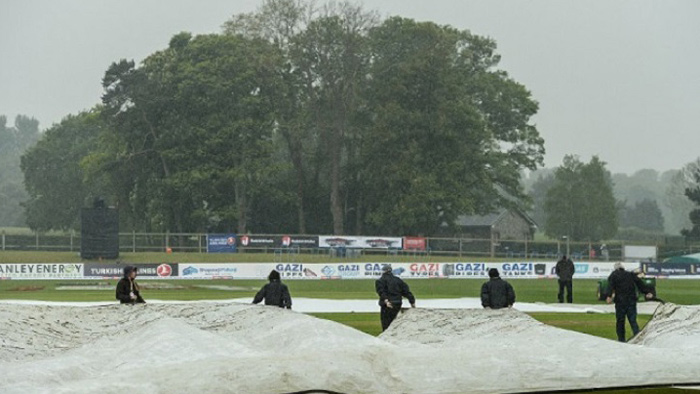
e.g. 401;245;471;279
235;181;247;234
355;195;362;235
330;128;344;235
281;129;307;234
176;217;185;247
295;166;307;234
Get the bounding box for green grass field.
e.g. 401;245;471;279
3;277;699;304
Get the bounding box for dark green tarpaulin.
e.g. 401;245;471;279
664;253;700;264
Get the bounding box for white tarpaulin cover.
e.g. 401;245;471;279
1;301;700;393
0;297;664;314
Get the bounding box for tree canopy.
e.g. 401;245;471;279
543;156;618;242
0;115;40;227
21;111;101;231
681;159;700;239
20;0;544;235
619;198;664;233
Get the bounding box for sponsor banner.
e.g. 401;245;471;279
280;235;319;248
319;263;363;279
579;262;618;278
361;263;412;278
496;262;538;277
274;263;320;279
548;262;623;279
403;237;427;251
182;264;250;279
0;263;83;279
319;236;403;249
237;235;319;249
175;262;635;280
84;263;178;278
407;263;443;278
0;261;646;280
207;234;238;253
436;262;620;279
180;263;321;279
360;263;449;278
641;263;698;277
442;262;490;278
238;235;277;248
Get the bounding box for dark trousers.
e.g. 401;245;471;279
615;303;640;342
380;305;401;331
558;280;573;303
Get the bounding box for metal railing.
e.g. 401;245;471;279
2;230;698;260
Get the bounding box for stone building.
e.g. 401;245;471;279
452;208;538;241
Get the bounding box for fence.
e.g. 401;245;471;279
2;230;699;260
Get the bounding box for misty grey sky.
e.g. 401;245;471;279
1;0;698;174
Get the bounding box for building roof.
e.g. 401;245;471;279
455;212;504;227
455;208;538;228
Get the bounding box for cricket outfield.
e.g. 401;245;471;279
3;251;700;393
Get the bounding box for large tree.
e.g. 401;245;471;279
663;169;693;235
23;2;547;236
619;198;664;232
0;115;40;227
223;0;316;233
682;159;700;239
358;17;544;235
528;173;555;229
290;4;378;235
95;33;283;233
224;0;379;235
544;156;618;242
21;111;101;231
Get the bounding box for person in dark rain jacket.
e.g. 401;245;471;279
116;265;146;304
606;262;653;342
375;265;416;331
555;255;575;303
481;268;515;309
253;270;293;309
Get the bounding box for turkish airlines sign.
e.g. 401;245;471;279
83;263;178;278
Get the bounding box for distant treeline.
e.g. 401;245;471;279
524;160;700;240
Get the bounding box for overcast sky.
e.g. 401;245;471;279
1;0;698;174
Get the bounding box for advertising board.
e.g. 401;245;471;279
84;263;178;278
318;236;403;249
0;263;84;279
207;234;237;253
641;263;698;277
403;237;427;251
237;235;319;249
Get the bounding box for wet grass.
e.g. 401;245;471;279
2;278;699;305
